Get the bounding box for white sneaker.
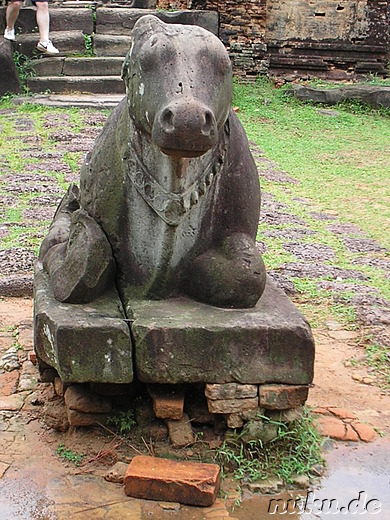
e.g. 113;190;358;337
4;28;16;41
36;40;59;56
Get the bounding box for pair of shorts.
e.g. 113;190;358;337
5;0;48;4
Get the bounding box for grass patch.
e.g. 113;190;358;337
234;78;390;249
210;409;324;486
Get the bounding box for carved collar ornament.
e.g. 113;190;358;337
125;131;227;227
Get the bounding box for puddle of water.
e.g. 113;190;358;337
234;440;390;519
0;478;57;520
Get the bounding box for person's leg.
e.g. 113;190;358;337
4;0;23;40
35;0;50;43
35;0;59;54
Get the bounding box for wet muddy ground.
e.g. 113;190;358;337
1;104;389;518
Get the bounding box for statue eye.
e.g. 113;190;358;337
139;37;176;72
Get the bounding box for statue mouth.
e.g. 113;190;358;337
160;147;208;159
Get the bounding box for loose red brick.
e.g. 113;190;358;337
148;384;184;420
351;422;377;443
259;384;309;410
207;397;258;414
124;455;220;507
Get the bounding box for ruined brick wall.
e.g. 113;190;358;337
154;0;390;79
265;0;390;80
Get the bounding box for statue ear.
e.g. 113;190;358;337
121;43;132;82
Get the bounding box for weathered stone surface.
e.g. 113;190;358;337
131;277;314;384
241;419;278;444
0;39;22;96
289;85;390;109
205;383;258;400
166;414;195;447
81;15;265;310
15;7;93;34
148;384;184;420
53;377;66;397
44;396;69;432
64;384;112;413
34;265;133;384
42;207;115;304
207;397;258;415
226;413;244;429
67;408;109;427
104;461;129;483
259;384;309;410
95;8;218;36
0;393;26;412
124;455;220;506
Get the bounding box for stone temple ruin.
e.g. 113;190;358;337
34;15;315;444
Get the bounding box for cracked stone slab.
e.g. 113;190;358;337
34;263;133;384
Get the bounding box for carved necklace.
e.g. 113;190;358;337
125;130;227;227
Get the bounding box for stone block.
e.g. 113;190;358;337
95;8;218;36
0;39;22;96
44;396;69;432
259;384;309;410
131;277;315;385
34;264;133;384
64;384;112;413
207;397;258;414
205;383;258;400
166;414;195;448
147;384;184;420
226;413;244;429
124;455;220;506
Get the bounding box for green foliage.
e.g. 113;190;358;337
84;34;95;57
365;343;390;387
13;51;36;93
107;410;136;435
211;409;324;485
56;443;84;466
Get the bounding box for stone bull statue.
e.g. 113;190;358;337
38;15;266;310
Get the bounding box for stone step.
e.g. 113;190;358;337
27;75;125;95
94;34;132;57
15;7;94;34
31;56;125;77
95;8;218;36
15;30;86;57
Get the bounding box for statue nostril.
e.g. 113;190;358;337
161;109;175;133
202;111;214;136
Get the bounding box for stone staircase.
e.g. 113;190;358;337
1;4;218;95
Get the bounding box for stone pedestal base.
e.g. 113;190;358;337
34;264;133;384
128;276;314;385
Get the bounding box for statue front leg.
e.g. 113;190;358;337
188;233;266;308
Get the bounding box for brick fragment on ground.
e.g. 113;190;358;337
205;383;257;400
166;413;195;447
327;407;356;420
344;423;359;442
259;384;309;410
124;455;220;506
316;416;346;440
351;421;377;442
147;384;184;420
